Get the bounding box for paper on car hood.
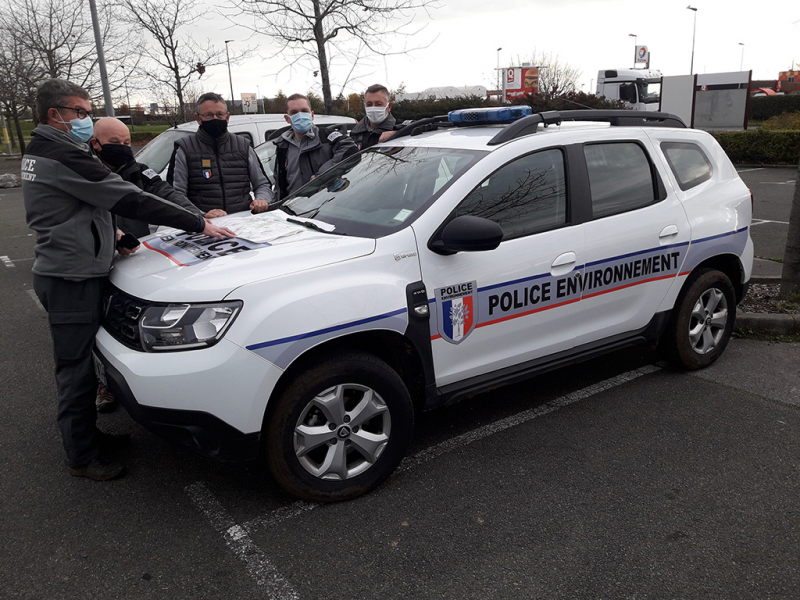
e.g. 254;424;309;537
109;211;375;302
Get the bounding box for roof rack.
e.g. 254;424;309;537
487;110;686;146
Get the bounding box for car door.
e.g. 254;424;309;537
572;132;691;348
413;145;586;387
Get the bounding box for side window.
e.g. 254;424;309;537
455;148;567;240
661;142;713;191
235;131;253;146
584;142;657;219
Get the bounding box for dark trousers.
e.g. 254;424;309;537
33;275;104;468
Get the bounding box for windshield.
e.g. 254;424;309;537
282;146;485;238
134;129;192;174
638;79;661;104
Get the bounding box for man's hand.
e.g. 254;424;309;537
205;209;227;218
203;222;236;239
116;229;139;257
379;130;397;143
250;199;269;213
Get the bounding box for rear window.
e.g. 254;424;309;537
584;142;657;219
134;129;192;175
661;142;713;191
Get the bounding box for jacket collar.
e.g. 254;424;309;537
351;113;396;135
196;127;230;145
279;124;320;148
32;124;92;153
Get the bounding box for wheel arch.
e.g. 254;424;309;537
262;329;428;435
686;253;747;302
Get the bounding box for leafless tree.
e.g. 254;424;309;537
226;0;440;115
0;0;140;103
119;0;250;121
780;160;800;299
0;30;38;152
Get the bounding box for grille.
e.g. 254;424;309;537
102;285;151;351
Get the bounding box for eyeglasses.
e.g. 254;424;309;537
57;106;94;119
198;112;228;120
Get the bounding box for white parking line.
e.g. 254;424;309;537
1;255;14;268
737;168;763;173
185;482;300;600
188;364;662;596
26;289;44;311
751;218;790;226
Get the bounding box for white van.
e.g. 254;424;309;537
134;114;357;181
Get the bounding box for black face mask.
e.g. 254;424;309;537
199;119;228;138
98;143;134;169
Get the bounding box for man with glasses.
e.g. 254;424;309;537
23;79;236;481
167;92;273;218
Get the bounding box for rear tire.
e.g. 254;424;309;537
659;268;736;370
265;351;413;502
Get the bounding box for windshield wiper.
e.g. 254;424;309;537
297;196;335;220
286;216;337;234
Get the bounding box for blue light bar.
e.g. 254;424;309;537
448;106;532;125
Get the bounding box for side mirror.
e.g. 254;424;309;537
429;215;504;255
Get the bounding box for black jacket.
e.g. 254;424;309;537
349;114;399;150
273;125;358;200
115;159;204;238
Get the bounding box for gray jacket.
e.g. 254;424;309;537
23;125;205;280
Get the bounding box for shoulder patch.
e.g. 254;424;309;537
327;130;343;143
142;168;158;179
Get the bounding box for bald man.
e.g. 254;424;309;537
91;117;204;240
89;118;205;414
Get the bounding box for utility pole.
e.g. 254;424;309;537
496;47;502;101
121;65;134;132
89;0;114;117
1;113;12;154
225;40;235;114
687;6;698;75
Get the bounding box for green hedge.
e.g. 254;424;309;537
749;95;800;120
711;130;800;164
130;131;159;144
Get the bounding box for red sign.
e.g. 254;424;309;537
505;67;539;100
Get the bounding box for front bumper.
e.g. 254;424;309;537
95;327;283;461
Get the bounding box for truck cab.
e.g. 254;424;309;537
596;69;662;111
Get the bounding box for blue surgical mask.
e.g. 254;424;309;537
290;112;313;134
57;111;94;142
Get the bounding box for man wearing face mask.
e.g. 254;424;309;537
167;92;273;218
272;93;358;201
91;117;203;240
349;84;401;151
23;79;236;481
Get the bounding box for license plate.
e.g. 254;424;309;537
92;351;107;387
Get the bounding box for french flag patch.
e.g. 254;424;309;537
435;281;477;344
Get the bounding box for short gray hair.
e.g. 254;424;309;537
36;79;90;123
196;92;226;110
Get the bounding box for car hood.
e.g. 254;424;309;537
109;211;375;302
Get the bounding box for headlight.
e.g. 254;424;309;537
138;301;242;352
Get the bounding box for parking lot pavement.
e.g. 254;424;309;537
738;166;796;263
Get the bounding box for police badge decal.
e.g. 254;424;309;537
435;281;477;344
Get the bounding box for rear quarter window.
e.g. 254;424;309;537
661;142;713;191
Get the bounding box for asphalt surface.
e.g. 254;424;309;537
1;163;799;599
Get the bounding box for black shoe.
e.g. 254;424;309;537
96;430;131;454
69;456;125;481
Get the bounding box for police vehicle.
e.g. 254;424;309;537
95;108;753;502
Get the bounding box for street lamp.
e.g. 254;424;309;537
496;47;502;100
629;34;637;68
224;40;235;114
120;65;134;133
739;42;745;71
687;6;698;75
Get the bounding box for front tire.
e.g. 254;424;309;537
265;351;414;502
660;268;736;370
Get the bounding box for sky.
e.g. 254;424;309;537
130;0;799;105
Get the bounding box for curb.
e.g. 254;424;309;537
735;312;800;335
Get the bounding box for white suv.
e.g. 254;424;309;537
95;108;753;502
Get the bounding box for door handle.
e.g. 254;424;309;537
659;225;679;239
551;252;576;276
551;252;576;268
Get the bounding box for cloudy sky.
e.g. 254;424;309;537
150;0;798;104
